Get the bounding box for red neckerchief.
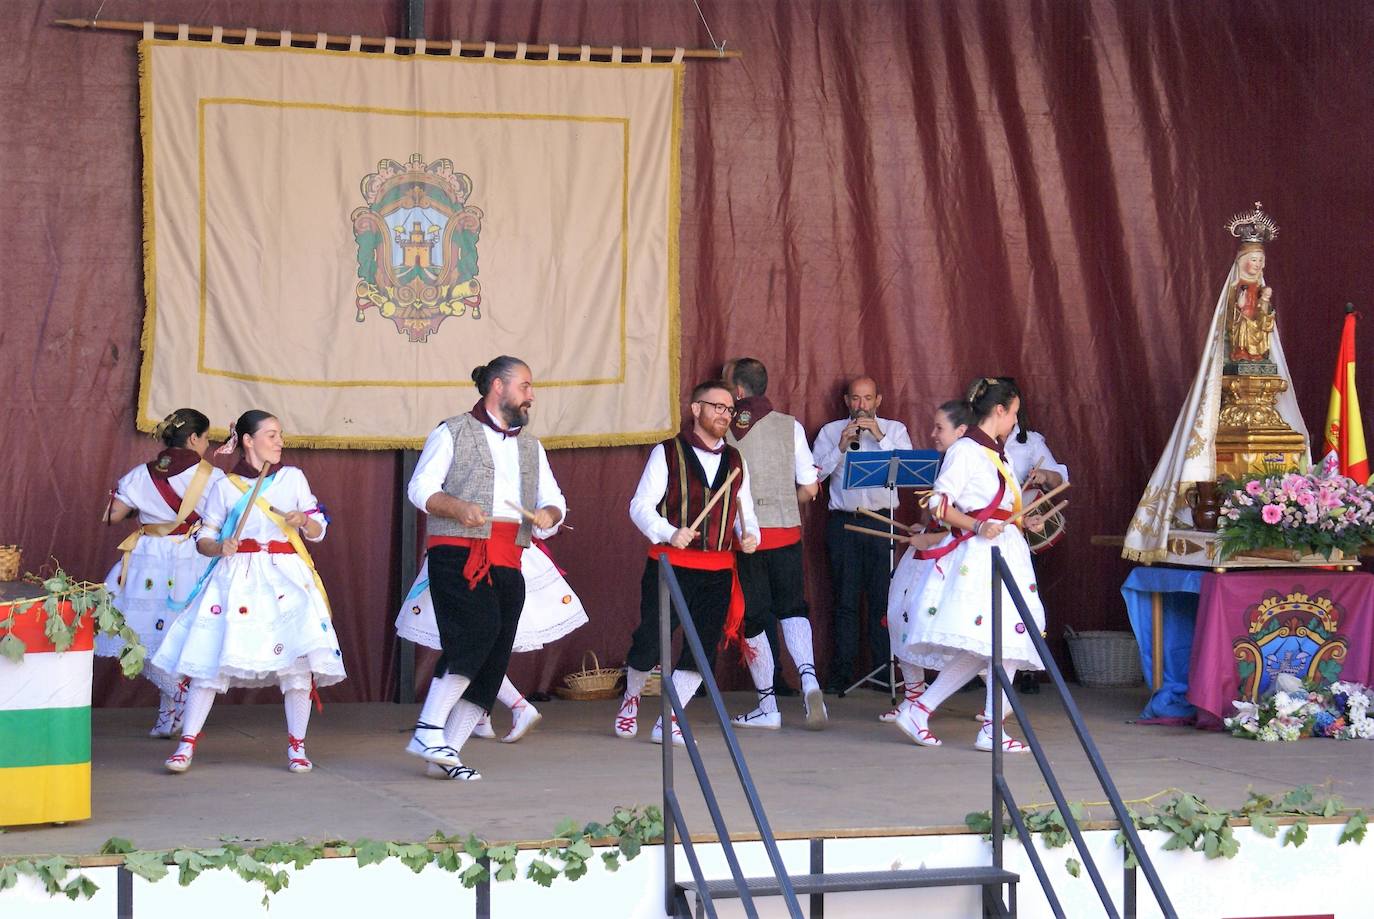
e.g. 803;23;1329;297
147;447;201;479
231;457;267;478
729;396;773;440
471;399;521;439
962;425;1008;461
682;426;724;455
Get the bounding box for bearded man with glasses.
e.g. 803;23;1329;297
617;380;760;745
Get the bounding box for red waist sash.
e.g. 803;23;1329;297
757;526;802;551
236;539;294;554
648;544;751;661
917;508;1015;562
429;521;522;588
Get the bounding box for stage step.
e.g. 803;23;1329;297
678;864;1018;904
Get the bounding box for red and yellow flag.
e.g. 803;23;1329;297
1322;309;1370;483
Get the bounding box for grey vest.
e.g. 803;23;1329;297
727;411;802;528
428;413;538;547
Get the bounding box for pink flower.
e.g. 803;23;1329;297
1262;504;1283;524
1245;480;1264;497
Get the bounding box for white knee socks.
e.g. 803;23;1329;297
671;670;703;711
179;684;217;738
914;652;984;714
442;699;485;753
984;661;1017;721
417;673;470;730
744;634;778;713
284;688;311;740
622;667;650;706
780;618;821;694
496;676;523;711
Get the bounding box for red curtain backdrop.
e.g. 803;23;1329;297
5;1;1374;706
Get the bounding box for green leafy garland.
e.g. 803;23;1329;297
0;567;145;677
0;806;664;907
965;784;1367;878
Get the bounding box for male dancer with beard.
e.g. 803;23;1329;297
617;380;760;745
721;358;826;730
404;356;566;780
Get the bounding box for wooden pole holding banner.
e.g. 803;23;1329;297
53;18;744;59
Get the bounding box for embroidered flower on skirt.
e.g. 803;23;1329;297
1014;623;1027;634
927;606;938;616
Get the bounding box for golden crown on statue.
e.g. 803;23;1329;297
1225;201;1280;245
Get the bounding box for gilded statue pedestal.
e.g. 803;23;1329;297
1214;374;1306;480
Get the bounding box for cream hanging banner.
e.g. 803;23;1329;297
137;40;682;449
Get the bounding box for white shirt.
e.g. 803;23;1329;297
407;420;568;523
1005;425;1069;486
114;460;224;525
629;440;761;545
812;415;914;512
200;466;327;543
788;419;820;486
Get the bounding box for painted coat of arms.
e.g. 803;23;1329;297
1233;589;1348;699
351;153;484;343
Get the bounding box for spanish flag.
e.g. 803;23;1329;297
1322;307;1370;483
0;599;93;826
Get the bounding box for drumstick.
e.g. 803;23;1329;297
843;523;903;542
1006;481;1070;525
229;462;272;543
688;467;742;532
857;507;916;533
505;500;575;530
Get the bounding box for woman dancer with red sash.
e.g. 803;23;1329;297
100;408;223;737
893;379;1046;753
152;409;343;773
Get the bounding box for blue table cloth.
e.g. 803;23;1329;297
1121;567;1205;720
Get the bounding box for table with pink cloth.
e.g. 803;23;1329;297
1187;569;1374;730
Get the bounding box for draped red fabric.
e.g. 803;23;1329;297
5;1;1374;706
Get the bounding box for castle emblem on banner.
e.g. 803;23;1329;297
351;153;485;343
1233;590;1348;700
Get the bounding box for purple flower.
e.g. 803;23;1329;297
1262;504;1283;524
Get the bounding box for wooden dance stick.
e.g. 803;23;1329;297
229;462;272;543
688;467;742;532
843;523;903;542
1005;481;1070;525
505;500;575;530
857;507;916;533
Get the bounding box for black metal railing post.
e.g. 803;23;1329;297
657;558;803;919
660;573;676;916
989;550;1178;919
991;549;1005;896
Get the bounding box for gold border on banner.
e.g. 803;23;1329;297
136;40;684;450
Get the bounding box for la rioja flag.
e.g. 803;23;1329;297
1322;307;1370;482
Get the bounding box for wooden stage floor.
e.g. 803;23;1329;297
4;686;1371;857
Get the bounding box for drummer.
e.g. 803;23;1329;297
998;378;1069;696
1000;378;1070;491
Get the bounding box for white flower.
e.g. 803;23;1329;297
1274;692;1309;718
1274;673;1305;694
1231;700;1260;722
1258;726;1280;742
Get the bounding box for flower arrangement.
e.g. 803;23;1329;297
1216;471;1374;561
1312;681;1374;740
1226;675;1374;742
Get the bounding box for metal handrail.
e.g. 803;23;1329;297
658;557;803;919
990;547;1178;918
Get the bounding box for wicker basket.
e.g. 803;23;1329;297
1064;627;1143;688
557;651;625;700
0;546;21;582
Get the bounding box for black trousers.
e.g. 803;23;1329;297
626;558;732;674
739;541;808;638
428;544;526;713
824;512;893;687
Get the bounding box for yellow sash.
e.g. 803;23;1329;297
982;448;1024;520
116;460;214;588
227;475;332;618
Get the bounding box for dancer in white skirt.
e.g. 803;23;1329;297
894;378;1048;753
880;399;973;723
100;408;223;737
152;410;344;774
395;536;587;743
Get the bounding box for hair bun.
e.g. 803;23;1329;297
471;365;487;386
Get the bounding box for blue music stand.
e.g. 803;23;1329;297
839;449;942;697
